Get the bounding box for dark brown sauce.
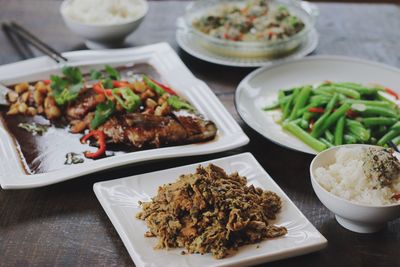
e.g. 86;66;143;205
0;63;162;174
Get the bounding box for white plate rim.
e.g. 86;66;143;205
0;42;249;189
235;55;400;155
93;152;327;267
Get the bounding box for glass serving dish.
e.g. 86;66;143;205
182;0;315;59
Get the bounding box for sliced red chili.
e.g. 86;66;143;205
150;78;177;95
308;107;325;113
346;109;358;118
43;79;51;85
80;130;106;159
384;87;399;100
93;82;105;94
104;89;113;97
93;83;114;99
112;80;130;88
392;193;400;200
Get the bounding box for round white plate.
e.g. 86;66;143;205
235;56;400;154
176;26;319;68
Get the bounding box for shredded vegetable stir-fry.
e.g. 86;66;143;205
193;0;305;42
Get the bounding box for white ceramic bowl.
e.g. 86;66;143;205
60;0;148;49
310;144;400;233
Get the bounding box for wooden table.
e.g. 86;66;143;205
1;1;399;266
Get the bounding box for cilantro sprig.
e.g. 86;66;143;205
89;65;121;89
50;66;84;105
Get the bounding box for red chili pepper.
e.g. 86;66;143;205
346;109;358;118
80;130;106;159
43;79;51;85
223;33;229;39
150;78;177;95
93;83;114;98
308;107;325;113
112;80;129;88
384;87;399;100
392;193;400;200
104;89;113;97
93;82;105;94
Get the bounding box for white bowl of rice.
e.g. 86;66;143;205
60;0;148;49
310;144;400;233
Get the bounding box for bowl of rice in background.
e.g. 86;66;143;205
60;0;148;49
310;144;400;233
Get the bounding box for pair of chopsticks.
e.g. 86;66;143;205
2;21;68;63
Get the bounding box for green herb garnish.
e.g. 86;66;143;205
50;66;84;105
18;122;50;136
105;65;121;80
64;152;84;165
90;69;103;80
167;95;194;110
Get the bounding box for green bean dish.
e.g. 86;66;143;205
262;82;400;152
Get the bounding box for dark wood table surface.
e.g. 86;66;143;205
1;1;400;266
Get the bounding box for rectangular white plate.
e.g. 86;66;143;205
0;42;249;189
94;153;327;267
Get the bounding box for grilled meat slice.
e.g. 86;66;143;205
173;110;217;142
66;89;104;120
99;116;127;144
98;112;217;149
124;113;188;148
70;112;94;133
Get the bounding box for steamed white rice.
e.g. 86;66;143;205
63;0;147;25
315;147;400;205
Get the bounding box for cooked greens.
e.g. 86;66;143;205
50;66;83;105
263;81;400;152
137;164;287;259
18;122;50;136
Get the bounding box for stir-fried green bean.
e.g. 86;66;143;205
320;85;361;99
282;89;300;120
324;129;334;143
289;86;312;120
378;129;400;146
346;119;370;142
362;117;397;127
312;103;351;138
262;81;400;151
282;122;327;152
334;116;345;145
356;105;398;118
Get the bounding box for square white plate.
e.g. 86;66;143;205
0;43;248;189
94;153;327;267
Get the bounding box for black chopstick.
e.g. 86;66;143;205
2;21;68;63
387;140;400;153
2;23;35;60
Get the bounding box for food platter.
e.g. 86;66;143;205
0;43;249;189
176;0;319;67
94;152;327;267
176;25;318;68
235;56;400;154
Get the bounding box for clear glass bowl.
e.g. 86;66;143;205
183;0;314;59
